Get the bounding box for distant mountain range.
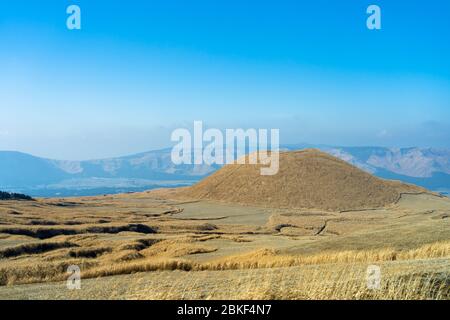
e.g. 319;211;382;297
283;144;450;194
1;144;449;197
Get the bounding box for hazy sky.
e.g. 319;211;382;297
1;0;450;160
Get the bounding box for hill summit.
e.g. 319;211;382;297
174;149;426;211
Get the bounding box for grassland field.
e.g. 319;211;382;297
0;191;449;299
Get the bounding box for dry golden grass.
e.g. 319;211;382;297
0;241;77;258
2;259;447;300
192;264;448;300
204;240;450;270
218;263;450;300
0;182;449;300
0;259;97;286
17;240;442;284
140;239;217;258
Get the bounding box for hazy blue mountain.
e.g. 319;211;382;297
0;149;218;196
50;148;218;180
1;145;449;197
0;151;69;187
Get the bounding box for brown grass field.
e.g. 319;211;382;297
0;190;449;299
0;151;449;299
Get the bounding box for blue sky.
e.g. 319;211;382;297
1;0;449;160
